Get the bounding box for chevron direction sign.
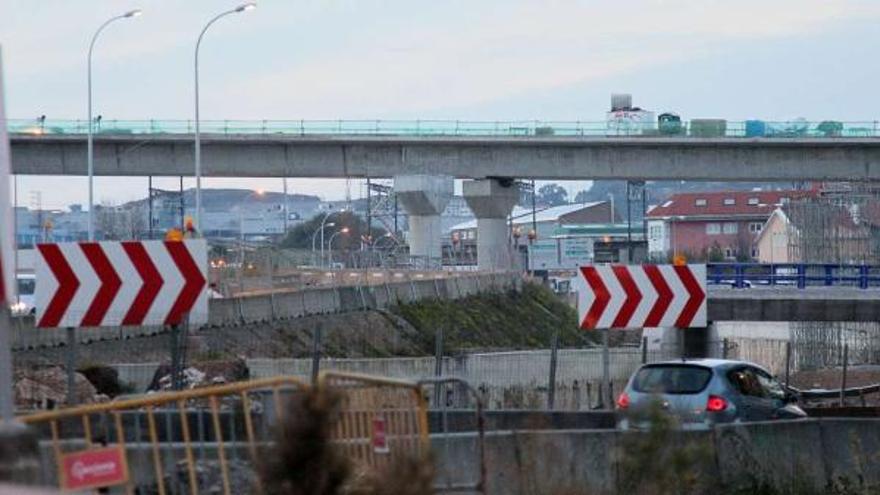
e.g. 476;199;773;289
574;264;707;330
35;240;208;328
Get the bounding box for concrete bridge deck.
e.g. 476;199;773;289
11;133;880;180
708;287;880;322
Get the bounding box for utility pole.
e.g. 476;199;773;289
147;176;153;239
366;177;372;251
283;177;289;235
178;176;184;228
626;181;632;263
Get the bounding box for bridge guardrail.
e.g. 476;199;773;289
7;118;880;138
707;263;880;289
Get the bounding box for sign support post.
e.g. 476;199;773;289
169;324;181;391
66;327;77;405
602;329;610;408
547;328;559;410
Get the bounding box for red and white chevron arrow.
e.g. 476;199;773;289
35;240;207;328
573;264;706;329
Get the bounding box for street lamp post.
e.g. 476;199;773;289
87;9;141;241
311;221;335;264
327;227;350;267
194;2;256;232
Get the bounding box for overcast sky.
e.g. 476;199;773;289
3;0;880;209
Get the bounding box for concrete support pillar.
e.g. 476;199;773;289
463;178;519;271
394;175;453;261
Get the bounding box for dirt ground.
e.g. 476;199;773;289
790;365;880;406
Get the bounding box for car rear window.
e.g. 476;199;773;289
632;365;712;394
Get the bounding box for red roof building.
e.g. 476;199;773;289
645;190;815;262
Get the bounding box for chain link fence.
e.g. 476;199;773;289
13;311;880;413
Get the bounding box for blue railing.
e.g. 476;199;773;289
5;118;880;138
706;263;880;289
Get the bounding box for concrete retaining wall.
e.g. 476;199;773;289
11;272;522;351
435;419;880;494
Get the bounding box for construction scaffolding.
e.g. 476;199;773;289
786;182;880;370
786;182;880;264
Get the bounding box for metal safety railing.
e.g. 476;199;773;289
20;375;307;494
707;263;880;289
19;372;435;494
319;371;430;470
7;118;880;138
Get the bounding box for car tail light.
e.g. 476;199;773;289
616;392;630;410
706;395;728;412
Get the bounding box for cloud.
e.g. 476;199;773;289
212;0;880;117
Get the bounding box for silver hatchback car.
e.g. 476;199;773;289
617;359;807;429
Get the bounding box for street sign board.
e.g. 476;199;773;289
35;240;207;328
60;446;129;491
371;416;390;454
574;264;706;329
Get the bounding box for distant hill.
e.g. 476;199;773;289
123;188;321;210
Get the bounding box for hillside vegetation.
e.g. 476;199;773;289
391;282;599;352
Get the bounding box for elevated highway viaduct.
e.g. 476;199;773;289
12;132;880;270
10;133;880;181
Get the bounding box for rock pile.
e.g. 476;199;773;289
14;367;106;409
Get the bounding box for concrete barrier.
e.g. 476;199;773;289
359;286;378;310
819;419;880;490
336;286;361;312
714;420;826;493
412;280;437;299
238;295;275;322
301;287;339;315
12;273;524;351
272;291;306;319
435;419;880;494
427;410;616;433
456;277;478;297
208;298;241;326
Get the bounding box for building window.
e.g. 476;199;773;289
749;222;763;233
748;197;759;205
706;223;721;235
723;222;738;234
649;225;662;239
725;248;734;259
695;199;707;207
723;198;735;206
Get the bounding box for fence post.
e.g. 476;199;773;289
601;329;610;409
784;341;792;390
641;336;648;364
547;329;559;410
840;343;848;407
434;326;444;406
66;327;77;405
310;323;323;385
